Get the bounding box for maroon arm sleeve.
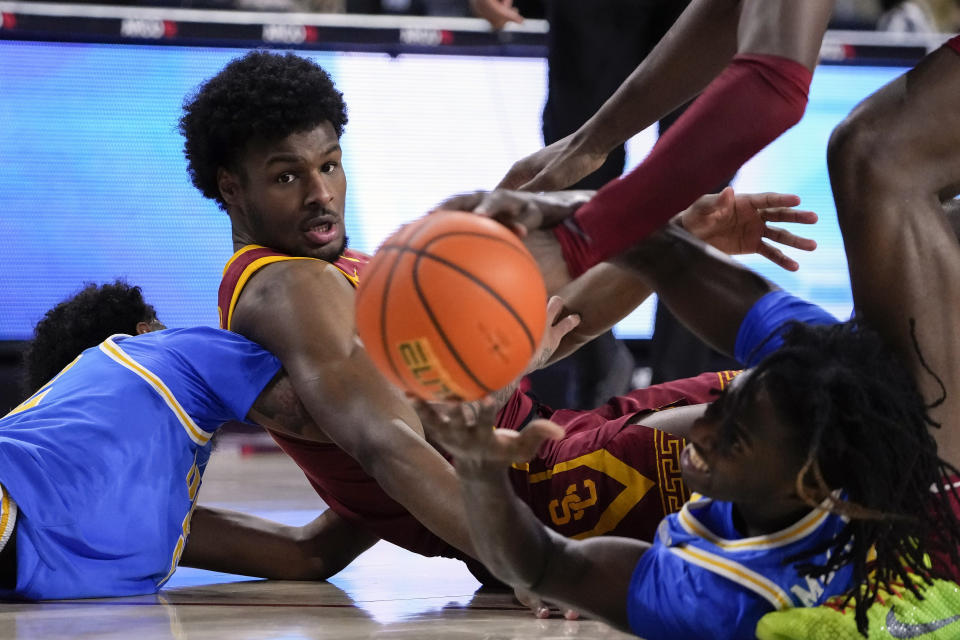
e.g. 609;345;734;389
554;53;813;278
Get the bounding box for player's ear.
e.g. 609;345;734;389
218;167;241;206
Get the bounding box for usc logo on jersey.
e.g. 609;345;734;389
549;479;599;525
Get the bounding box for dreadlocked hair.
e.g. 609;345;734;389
22;281;158;396
726;320;960;635
179;50;348;211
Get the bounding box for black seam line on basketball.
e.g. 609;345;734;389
378;241;410;385
378;220;438;387
379;242;537;351
409;248;493;396
419;232;536;349
423;231;540;352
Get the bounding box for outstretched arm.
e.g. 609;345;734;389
502;0;833;280
547;189;817;363
232;260;477;557
181;506;378;580
417;400;647;630
613;224;774;357
499;0;833;194
498;0;742;191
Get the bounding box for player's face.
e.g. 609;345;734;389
227;122;348;262
681;371;806;508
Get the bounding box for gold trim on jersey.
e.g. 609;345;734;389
99;336;213;446
654;428;689;515
222;245;362;330
526;449;656;540
222;245;314;331
716;370;741;390
668;544;793;611
676;496;835;552
0;484;18;554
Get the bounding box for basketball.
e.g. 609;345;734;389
355;210;548;402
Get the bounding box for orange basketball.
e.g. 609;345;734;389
355;210;547;401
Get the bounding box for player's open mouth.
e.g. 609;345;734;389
682;443;711;475
304;221;337;245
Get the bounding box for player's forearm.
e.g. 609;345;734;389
614;225;773;356
358;421;477;557
575;0;741;154
546;262;652;366
455;461;557;588
181;506;375;580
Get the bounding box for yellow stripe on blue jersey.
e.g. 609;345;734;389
668;544;794;610
677;495;837;552
4;354;82;419
626;493;853;639
0;485;17;554
99;336;213;446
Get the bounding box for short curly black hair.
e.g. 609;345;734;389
179;50;348;210
22;281;158;395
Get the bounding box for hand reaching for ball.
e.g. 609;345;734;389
415;395;564;467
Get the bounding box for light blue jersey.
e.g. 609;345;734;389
0;327;281;599
627;495;853;640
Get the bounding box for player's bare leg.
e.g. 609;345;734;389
828;41;960;468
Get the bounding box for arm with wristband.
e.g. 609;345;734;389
499;0;834;278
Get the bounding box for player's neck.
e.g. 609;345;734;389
732;500;812;537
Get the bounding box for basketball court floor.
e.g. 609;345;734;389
0;434;636;640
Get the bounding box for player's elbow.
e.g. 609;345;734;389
827;108;909;228
349;432;413;489
828;114;882;182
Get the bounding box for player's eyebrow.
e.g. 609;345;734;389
265;143;341;166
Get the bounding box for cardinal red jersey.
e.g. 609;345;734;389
499;371;739;542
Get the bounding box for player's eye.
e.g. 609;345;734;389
321;162;338;174
276;173;296;184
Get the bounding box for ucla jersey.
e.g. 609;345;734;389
627;495;853;640
0;327;281;599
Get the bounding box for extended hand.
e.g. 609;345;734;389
436;189;594;237
676;187;818;271
416;397;563;466
497;133;608;192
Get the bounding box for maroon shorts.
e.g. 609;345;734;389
500;371;739;542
